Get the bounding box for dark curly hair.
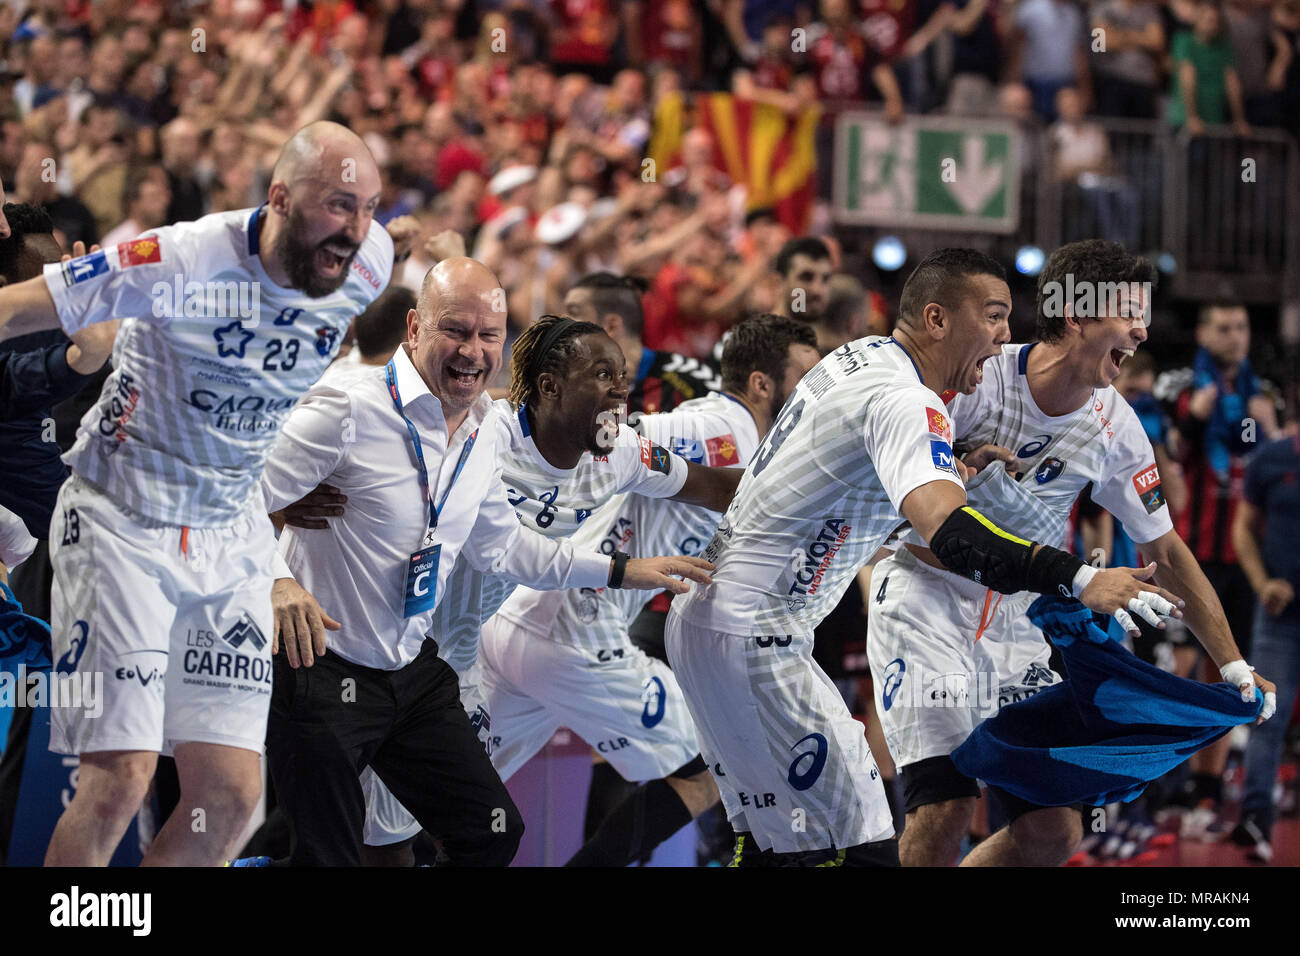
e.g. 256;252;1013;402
1035;240;1157;343
720;313;818;394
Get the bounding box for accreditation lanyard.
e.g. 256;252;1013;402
387;360;478;616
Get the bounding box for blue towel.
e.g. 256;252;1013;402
0;581;52;672
951;596;1261;807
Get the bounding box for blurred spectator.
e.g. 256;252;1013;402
723;0;816;65
941;0;1006;117
1011;0;1094;121
1225;0;1282;126
1167;0;1252;135
806;0;906;120
625;0;704;87
773;235;833;330
160;118;205;224
100;163;171;248
12;142;98;249
998;81;1044;177
817;273;876;354
12;32;58;118
1231;421;1300;863
549;0;622;83
663;127;734;197
642;192;777;356
565;69;653;171
1155;303;1280;835
63;100;132;236
1157;303;1279;574
1270;0;1300;138
1050;86;1140;248
1089;0;1165;118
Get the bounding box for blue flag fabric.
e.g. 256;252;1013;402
951;596;1261;807
0;581;52;671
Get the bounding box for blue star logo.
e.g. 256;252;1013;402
213;321;255;359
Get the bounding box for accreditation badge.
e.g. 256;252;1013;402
403;543;442;617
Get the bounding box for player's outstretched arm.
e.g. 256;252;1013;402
902;478;1185;638
670;461;743;513
59;243;117;374
0;275;61;344
1143;525;1278;722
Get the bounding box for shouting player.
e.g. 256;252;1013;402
478;314;820;866
665;248;1186;866
0;121;394;866
867;240;1277;866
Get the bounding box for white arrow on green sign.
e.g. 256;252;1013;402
833;113;1021;233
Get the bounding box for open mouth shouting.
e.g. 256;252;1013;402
1108;347;1135;376
447;363;484;389
315;240;359;278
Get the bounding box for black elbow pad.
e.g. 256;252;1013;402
929;506;1083;598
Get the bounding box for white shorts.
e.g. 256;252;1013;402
479;614;701;784
47;476;276;757
664;608;894;854
866;546;1059;771
362;662;490;847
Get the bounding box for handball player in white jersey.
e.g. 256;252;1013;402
665;248;1187;865
866;240;1277;866
0;121;395;866
474;315;819;866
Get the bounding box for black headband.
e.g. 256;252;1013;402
527;317;580;386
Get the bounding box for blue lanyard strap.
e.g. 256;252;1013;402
386;360;478;531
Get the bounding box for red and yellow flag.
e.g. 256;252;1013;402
650;92;821;233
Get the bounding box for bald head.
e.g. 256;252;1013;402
272;121;378;193
408;257;507;418
416;256;501;319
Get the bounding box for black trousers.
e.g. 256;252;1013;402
266;640;523;867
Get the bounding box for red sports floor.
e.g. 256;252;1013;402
1065;816;1298;867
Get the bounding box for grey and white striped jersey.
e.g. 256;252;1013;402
946;343;1173;549
491;391;760;654
431;401;690;675
47;206;393;527
673;336;964;637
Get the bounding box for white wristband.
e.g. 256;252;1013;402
1070;563;1098;598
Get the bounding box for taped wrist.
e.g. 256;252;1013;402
929;507;1083;597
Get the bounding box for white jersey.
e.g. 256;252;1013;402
674;336;964;637
945;343;1174;548
46;206;393;527
432;401;690;675
491;392;759;654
